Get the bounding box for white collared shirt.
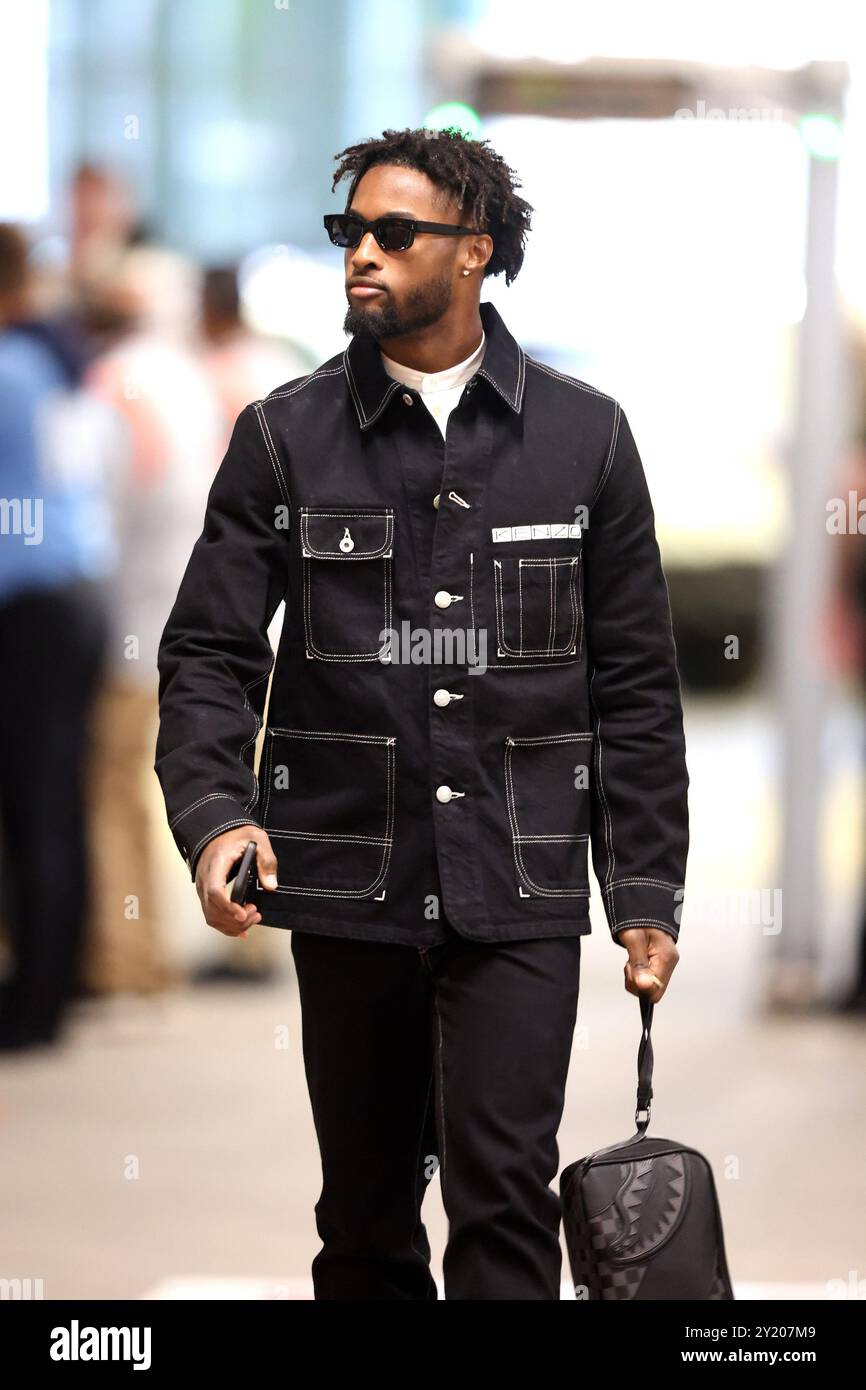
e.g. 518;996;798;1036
380;330;486;440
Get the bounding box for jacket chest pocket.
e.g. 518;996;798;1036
504;732;593;897
493;555;582;659
300;506;394;662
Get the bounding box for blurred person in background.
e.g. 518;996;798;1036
79;243;230;998
68;162;140;280
61;161;149;364
824;323;866;1014
0;223;114;1050
199;264;310;454
27;161;151;377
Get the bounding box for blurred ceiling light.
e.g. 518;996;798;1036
799;112;844;159
468;0;853;66
422;102;483;137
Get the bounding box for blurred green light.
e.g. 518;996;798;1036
799;113;843;160
423;102;482;139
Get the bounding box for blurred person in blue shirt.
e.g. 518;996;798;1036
0;222;114;1050
79;242;229;998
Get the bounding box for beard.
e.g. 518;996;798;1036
343;269;453;342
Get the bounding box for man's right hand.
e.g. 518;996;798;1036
194;826;279;938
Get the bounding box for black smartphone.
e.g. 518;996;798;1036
230;839;258;905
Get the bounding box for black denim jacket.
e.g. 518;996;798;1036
154;300;689;946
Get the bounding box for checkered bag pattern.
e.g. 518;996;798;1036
561;1142;735;1300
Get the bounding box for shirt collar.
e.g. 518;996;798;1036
380;329;486;394
343;298;526;430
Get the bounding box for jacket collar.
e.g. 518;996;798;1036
344;298;526;431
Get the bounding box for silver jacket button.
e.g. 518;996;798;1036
434;590;452;609
402;392;413;405
433;493;440;509
433;688;452;707
339;527;354;553
436;785;454;803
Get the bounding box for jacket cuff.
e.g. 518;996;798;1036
168;793;260;882
602;879;684;943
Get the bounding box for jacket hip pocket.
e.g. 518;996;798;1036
494;555;582;658
504;732;593;897
259;727;397;898
301;505;394;662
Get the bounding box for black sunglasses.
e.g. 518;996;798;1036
323;211;486;253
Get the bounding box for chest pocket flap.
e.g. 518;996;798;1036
301;507;393;559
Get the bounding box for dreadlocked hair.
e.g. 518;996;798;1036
329;126;533;286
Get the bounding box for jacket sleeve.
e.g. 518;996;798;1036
582;400;689;943
154;400;289;880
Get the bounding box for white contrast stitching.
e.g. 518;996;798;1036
344;349;403;427
507;732;595;745
605;877;684;890
494;556;579;658
300;508;393;559
265;728;397;743
264;364;345;400
588;660;616;926
583;403;623;925
469;550;476;640
611;919;679;934
476;342;525;412
300;508;393;660
252;399;290;505
171;618;278;837
516;834;588;843
591;400;621;508
525;356;616;403
170;791;239;830
486;657;581;670
503;733;594;898
189;818;259;869
267;831;391;845
260;729;397;898
547;559;555;653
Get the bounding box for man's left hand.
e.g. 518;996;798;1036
615;926;679;1003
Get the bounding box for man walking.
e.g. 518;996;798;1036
155;127;689;1299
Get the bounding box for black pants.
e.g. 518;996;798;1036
0;579;107;1036
290;917;582;1300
